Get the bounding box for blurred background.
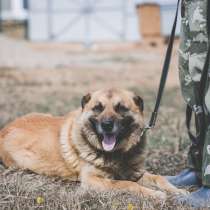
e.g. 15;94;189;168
0;0;186;150
0;1;194;209
0;0;182;126
0;0;180;44
0;0;186;151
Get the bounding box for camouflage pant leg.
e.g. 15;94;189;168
179;0;210;185
203;66;210;186
179;0;197;172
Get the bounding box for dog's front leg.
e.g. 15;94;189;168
137;172;188;195
80;165;166;200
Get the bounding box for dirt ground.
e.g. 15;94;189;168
0;35;206;209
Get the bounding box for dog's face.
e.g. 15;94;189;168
79;88;144;152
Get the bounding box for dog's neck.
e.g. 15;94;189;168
72;120;147;181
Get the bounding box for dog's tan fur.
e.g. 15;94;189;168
0;88;187;200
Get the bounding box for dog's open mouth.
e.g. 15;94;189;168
102;134;117;152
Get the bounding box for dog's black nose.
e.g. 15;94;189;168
101;119;114;133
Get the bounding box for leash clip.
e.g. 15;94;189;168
140;112;158;137
140;125;152;137
192;105;203;114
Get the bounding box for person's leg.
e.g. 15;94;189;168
181;0;209;178
167;0;205;187
175;0;210;207
178;0;203;176
177;128;210;208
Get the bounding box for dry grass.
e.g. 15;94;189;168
0;165;192;210
0;166;207;210
0;41;207;209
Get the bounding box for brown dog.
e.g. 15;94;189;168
0;88;186;199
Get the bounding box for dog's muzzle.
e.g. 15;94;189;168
90;118;118;152
99;119;118;151
101;119;114;133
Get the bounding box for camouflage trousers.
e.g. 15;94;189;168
179;0;210;186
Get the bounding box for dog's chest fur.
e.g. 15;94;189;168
62;112;146;182
77;134;146;182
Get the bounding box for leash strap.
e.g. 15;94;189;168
141;0;180;136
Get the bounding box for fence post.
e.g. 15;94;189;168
47;0;53;40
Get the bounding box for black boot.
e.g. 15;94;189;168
166;168;201;187
177;186;210;208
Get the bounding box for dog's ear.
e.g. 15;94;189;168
81;93;91;109
133;95;144;112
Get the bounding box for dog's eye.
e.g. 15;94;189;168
92;103;104;113
115;103;129;113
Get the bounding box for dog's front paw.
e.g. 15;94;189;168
174;188;189;195
152;191;167;200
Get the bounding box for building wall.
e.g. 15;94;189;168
1;0;180;42
136;2;180;39
137;4;161;38
1;0;27;20
2;0;12;11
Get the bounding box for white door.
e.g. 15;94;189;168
28;0;140;44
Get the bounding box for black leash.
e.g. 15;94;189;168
141;0;180;137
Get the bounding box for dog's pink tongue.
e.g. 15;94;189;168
102;135;116;151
